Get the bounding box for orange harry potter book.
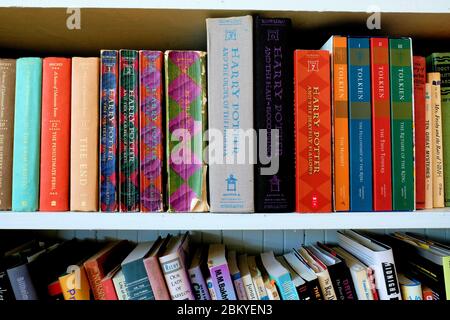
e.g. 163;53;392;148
294;50;332;213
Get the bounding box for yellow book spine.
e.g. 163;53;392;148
59;266;91;300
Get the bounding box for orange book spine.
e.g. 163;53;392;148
294;50;332;213
39;58;71;211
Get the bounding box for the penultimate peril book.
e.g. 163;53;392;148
348;37;373;212
294;50;332;213
253;16;294;213
206;15;254;213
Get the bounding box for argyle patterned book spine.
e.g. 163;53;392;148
294;50;332;213
139;50;164;212
165;50;208;212
119;50;140;212
100;50;119;212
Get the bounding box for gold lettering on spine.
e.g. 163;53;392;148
307;85;321;175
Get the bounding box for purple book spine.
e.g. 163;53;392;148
188;266;211;300
209;264;237;300
231;272;248;300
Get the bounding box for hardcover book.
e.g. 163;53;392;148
294;50;332;212
389;38;414;211
348;37;373;211
206;15;254;212
140;50;164;212
12;57;42;211
70;57;99;211
40;57;71;211
253;16;294;212
119;50;140;212
143;236;171;300
0;59;15;210
413;56;427;209
321;36;350;212
428;72;444;208
100;50;119;212
101;265;120;300
370;38;392;211
427;53;450;206
165;50;208;212
425;83;433;209
112;269;130;300
207;244;237;300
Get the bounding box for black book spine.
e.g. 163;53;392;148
309;278;324;301
328;262;357;300
253;16;294;212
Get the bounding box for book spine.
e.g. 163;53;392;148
165;50;209;212
84;261;105;300
294;50;332;212
297;282;313;300
274;273;299;300
121;261;154;300
230;272;247;300
413;56;427;209
139;50;164;212
316;269;337;300
159;253;195;300
308;278;324;300
112;270;130;300
209;264;237;300
39;57;71;211
12;58;42;211
206;16;254;212
119;50;140;212
427;53;450;206
143;256;171;300
241;274;258;300
428;72;445;207
100;50;119;212
331;37;350;211
348;38;373;211
389;38;415;211
370;38;392;211
253;274;269;300
425;83;433;209
70;57;99;211
0;59;15;210
7;264;38;300
206;277;218;300
188;266;211;300
0;270;14;300
101;278;118;300
59;266;91;300
253;17;294;212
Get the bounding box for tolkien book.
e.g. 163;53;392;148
370;38;392;211
321;36;349;212
12;58;42;211
414;56;427;210
348;37;373;211
206;15;254;212
294;50;332;212
253;16;294;213
207;244;237;300
0;59;15;210
100;50;119;212
139;50;164;212
428;72;444;208
39;57;71;211
70;58;99;211
427;53;450;206
389;38;414;211
425;83;433;209
165;50;209;212
119;50;140;212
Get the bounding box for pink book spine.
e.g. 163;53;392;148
101;278;118;300
144;256;171;300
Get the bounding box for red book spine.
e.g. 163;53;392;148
294;50;332;212
84;261;105;300
39;57;71;211
144;256;171;300
413;56;426;209
101;277;118;300
370;38;392;211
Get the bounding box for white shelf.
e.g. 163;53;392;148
0;211;449;230
2;0;450;13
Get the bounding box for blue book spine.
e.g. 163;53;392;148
122;260;155;300
12;58;42;211
348;38;373;211
274;273;300;300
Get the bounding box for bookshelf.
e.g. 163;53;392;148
0;3;449;243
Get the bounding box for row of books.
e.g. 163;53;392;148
1;230;449;301
0;15;449;213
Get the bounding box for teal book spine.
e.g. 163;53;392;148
389;38;414;211
12;58;42;211
426;52;450;206
272;273;300;300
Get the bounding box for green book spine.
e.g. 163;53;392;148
389;38;414;211
427;52;450;206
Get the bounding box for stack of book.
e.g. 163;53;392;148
0;230;448;300
0;15;450;213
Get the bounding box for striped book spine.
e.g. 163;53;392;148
100;50;119;212
119;50;140;212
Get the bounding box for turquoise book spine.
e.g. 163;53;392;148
272;272;300;300
12;58;42;211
